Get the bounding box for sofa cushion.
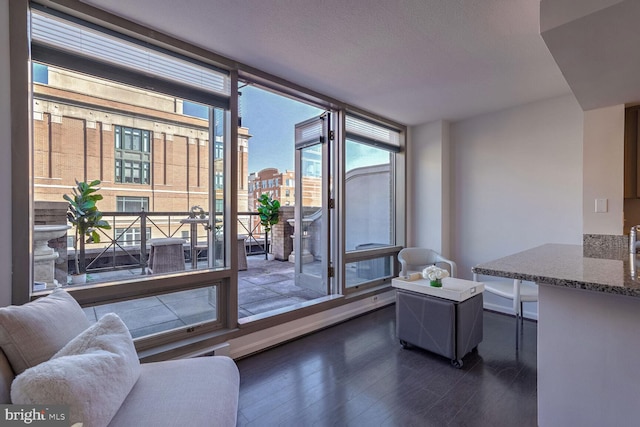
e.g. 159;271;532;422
0;288;90;374
0;349;14;404
11;313;140;427
108;356;239;427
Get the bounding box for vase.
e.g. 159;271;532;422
430;279;442;287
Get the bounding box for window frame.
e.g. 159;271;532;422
27;5;231;345
340;112;405;294
17;0;407;358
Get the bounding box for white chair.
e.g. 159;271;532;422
473;273;538;350
398;247;457;278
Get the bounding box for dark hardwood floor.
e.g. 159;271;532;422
236;304;537;427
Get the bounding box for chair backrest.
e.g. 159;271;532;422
398;248;440;268
398;247;456;277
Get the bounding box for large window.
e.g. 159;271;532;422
24;3;405;351
30;7;229;340
344;115;401;288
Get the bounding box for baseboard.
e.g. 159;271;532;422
228;290;396;359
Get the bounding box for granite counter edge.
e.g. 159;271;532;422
472;266;640;299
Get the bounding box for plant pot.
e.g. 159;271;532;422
267;253;275;261
70;273;86;284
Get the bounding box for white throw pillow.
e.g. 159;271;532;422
11;313;140;427
0;288;90;374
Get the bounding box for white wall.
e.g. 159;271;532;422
407;120;451;257
0;0;12;306
582;104;625;234
432;95;583;317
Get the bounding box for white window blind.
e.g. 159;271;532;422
346;115;400;148
31;10;230;97
295;116;324;149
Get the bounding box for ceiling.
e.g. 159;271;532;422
80;0;572;126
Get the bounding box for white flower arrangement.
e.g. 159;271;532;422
422;265;450;281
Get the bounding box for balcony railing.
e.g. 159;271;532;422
68;210;269;277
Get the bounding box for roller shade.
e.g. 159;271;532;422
346;115;401;152
31;9;230;103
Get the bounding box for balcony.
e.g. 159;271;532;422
35;206;326;335
81;255;324;337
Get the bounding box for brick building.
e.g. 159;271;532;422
32;64;250;245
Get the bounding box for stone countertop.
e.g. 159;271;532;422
472;243;640;298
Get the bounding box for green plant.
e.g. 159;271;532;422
257;194;280;257
64;179;111;275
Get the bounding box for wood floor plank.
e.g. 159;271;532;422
236;305;538;426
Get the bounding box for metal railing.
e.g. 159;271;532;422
70;210;267;275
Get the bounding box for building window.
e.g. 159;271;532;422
115;227;151;246
214;141;223;158
215;199;223;215
214;172;224;190
115;125;151;184
116;196;149;213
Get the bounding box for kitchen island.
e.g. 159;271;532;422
473;244;640;427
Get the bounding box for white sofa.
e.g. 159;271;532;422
0;289;239;427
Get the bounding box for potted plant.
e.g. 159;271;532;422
64;179;111;284
257;194;280;260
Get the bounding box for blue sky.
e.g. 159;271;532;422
183;83;390;174
241;85;323;174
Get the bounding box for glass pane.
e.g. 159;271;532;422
123;128;132;150
238;83;325;319
31;62;223;290
132;129;141;151
298;143;324;291
345;139;393;251
212;107;225;268
142;131;150;152
345;256;393;288
83;285;218;338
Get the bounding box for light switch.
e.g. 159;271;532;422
595;198;608;213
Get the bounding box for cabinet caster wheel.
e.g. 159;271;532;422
400;340;409;349
451;359;463;369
